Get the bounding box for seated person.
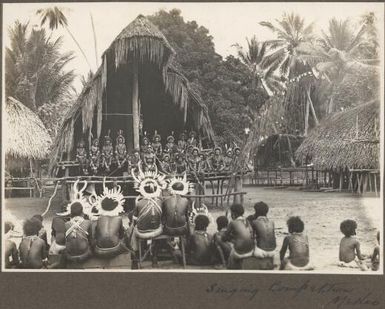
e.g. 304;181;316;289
32;214;49;250
213;216;232;267
19;218;47;269
250;202;277;270
129;185;163;269
251;202;276;251
162;182;190;236
4;221;19;268
94;196;127;258
338;219;367;271
280;216;313;270
371;231;380;271
187;215;217;266
65;203;93;265
223;204;255;269
47;216;67;269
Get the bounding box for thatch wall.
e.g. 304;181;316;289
296;101;380;170
5;97;51;160
50;15;214;169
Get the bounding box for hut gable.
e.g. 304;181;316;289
295;101;380;170
107;15;175;70
5;97;51;160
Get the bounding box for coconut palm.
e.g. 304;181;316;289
37;6;92;70
260;13;318;135
233;36;284;97
260;12;315;77
298;18;377;113
5;21;75;112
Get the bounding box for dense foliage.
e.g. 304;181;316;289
5;21;75;138
148;9;266;146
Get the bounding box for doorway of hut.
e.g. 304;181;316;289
139;62;189;143
101;61;192;151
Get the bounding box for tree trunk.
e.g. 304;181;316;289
132;61;140;150
307;89;319;125
304;96;310;136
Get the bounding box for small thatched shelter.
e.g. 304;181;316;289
5;97;51;160
50;15;214;169
5;97;52;175
255;134;304;168
296;101;380;192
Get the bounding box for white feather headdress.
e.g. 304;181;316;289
94;178;125;217
131;163;167;199
166;173;194;196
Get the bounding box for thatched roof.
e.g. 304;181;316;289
50;15;214;168
5;97;52;160
295;101;380;170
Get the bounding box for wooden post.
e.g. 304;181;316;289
234;176;242;204
132;61;140;150
339;171;343;192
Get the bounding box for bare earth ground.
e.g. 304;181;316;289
3;187;382;272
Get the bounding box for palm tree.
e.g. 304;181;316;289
5;21;75;112
260;13;318;135
260;12;315;78
37;6;92;70
299;18;377;113
233;36;284;97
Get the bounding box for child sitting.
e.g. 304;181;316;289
4;221;19;268
250;202;277;270
280;216;313;271
32;214;49;250
213;216;232;267
223;204;254;269
338;219;367;271
19;218;48;269
371;231;380;271
187;215;216;266
251;202;276;252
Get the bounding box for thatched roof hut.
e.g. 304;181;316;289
255;134;304;168
5;97;51;160
295;101;380;170
50;15;214;168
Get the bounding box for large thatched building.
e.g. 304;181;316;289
5;96;52;176
50;15;214;170
296;100;380;192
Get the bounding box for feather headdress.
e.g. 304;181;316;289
94;178;125;217
57;179;95;217
131;163;167;199
166;173;194;196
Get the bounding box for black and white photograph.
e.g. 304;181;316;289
2;2;383;273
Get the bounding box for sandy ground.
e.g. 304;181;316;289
3;187;382;272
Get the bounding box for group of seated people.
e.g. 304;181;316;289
74;129;248;177
5;197;380;270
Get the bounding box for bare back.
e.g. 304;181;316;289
52;217;67;246
65;219;92;257
19;236;46;269
162;195;189;229
135;198;162;232
339;236;361;263
95;216;124;248
288;233;309;267
252;217;276;251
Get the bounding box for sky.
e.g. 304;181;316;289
3;2;384;91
